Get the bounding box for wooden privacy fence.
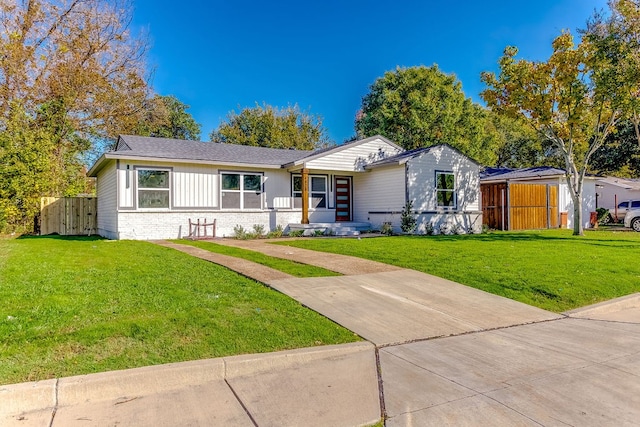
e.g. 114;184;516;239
40;197;97;236
481;183;559;231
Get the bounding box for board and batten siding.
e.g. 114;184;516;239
173;167;217;208
407;145;480;212
96;160;118;239
353;166;405;223
117;161;219;209
304;138;402;171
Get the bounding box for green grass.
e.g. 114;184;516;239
272;230;640;312
174;239;340;277
0;236;358;385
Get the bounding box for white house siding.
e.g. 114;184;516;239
558;178;596;229
304;138;402;172
96;161;118;239
596;180;640;210
408;146;480;212
173;167;218;208
353;166;405;226
107;162;334;239
407;146;481;234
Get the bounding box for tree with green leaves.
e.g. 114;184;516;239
210;104;331;150
355;65;501;165
590;121;640;177
137;95;201;140
0;0;151;233
481;33;619;236
585;0;640;146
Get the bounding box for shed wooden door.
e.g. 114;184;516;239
481;183;508;230
510;184;556;230
335;177;351;221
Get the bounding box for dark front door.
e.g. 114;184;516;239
335;177;351;221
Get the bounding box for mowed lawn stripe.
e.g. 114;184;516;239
0;236;358;385
174;239;340;278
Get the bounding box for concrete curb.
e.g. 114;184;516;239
1;342;379;427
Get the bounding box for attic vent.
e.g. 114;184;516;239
115;139;132;151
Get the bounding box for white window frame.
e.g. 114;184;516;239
292;174;328;209
136;167;171;210
435;171;457;209
220;171;264;210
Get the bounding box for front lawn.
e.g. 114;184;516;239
274;230;640;312
0;236;358;385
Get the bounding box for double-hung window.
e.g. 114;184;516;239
221;172;263;209
292;175;327;209
137;169;170;209
435;171;456;208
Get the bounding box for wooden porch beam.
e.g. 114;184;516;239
301;167;309;224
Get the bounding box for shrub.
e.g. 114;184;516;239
233;224;247;239
425;222;435;236
313;229;325;237
266;224;284;238
288;229;304;237
596;207;612;225
252;224;266;238
400;200;417;234
380;222;393;236
439;223;451;235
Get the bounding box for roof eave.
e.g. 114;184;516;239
90;153;286;174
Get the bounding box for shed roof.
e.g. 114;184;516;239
480;166;567;182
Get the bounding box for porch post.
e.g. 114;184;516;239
301;167;309;224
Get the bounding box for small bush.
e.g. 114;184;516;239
596;207;612;225
439;223;451;235
380;222;393;236
400;200;417;234
424;222;435;236
313;229;325;237
233;224;247;239
288;229;304;237
266;224;284;238
252;224;266;238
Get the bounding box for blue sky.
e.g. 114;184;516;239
132;0;608;143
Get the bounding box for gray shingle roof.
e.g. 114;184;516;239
110;135;314;166
480;167;567;181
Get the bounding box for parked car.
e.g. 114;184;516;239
609;200;640;222
624;208;640;231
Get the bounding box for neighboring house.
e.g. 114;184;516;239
595;176;640;213
480;167;597;231
87;134;482;240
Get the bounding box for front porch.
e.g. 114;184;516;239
288;222;372;236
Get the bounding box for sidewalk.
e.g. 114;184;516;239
1;342;380;427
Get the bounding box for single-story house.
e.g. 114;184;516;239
595;176;640;210
87;134;482;239
480;167;597;231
